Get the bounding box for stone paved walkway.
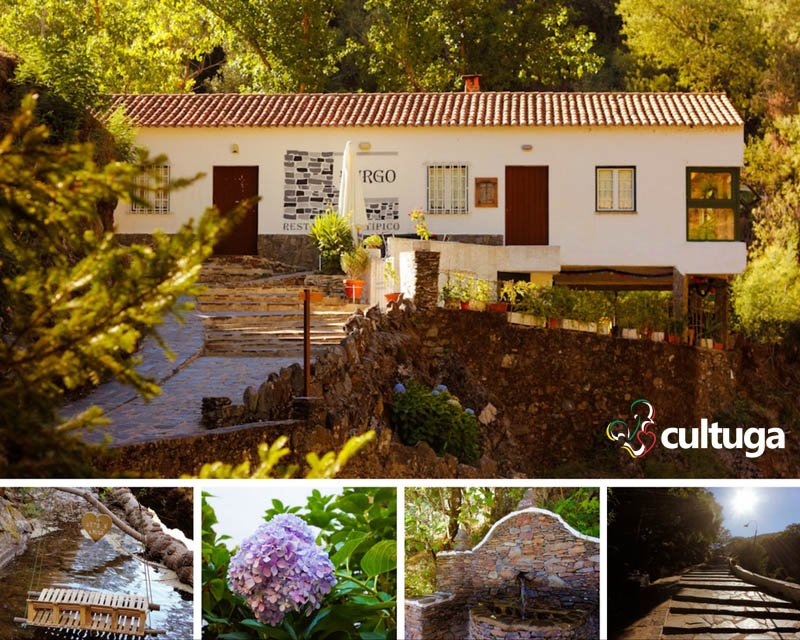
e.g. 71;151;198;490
660;563;800;639
63;301;300;446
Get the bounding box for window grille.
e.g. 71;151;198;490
131;165;170;214
427;163;469;214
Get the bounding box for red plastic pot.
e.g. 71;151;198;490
487;302;509;313
548;318;560;329
460;301;470;310
385;292;401;303
667;335;681;345
714;342;725;351
344;279;365;301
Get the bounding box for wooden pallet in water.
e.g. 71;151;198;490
15;588;165;637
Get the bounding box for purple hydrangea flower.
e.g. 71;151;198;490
435;384;448;392
227;514;336;626
431;389;440;396
465;408;475;416
393;383;407;394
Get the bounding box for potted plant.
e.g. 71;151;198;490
453;273;471;310
440;274;460;309
487;280;511;313
667;317;686;345
308;208;354;274
340;246;369;301
469;278;491;312
384;260;401;303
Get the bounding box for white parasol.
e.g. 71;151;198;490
338;140;368;244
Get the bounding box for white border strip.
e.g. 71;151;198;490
438;507;600;556
405;592;456;608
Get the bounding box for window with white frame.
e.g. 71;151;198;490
131;164;170;213
427;163;469;214
596;167;635;212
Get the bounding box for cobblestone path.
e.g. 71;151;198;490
64;303;297;446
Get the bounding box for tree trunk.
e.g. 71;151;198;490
57;487;193;586
107;488;194;586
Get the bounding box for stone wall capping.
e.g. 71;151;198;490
438;507;600;557
406;592;456;608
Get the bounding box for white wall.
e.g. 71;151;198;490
115;124;746;275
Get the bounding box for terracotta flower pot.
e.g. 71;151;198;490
548;318;560;329
460;301;470;310
714;341;725;351
487;302;508;313
667;335;681;345
384;292;401;303
343;279;365;301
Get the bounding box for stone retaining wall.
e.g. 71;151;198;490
732;562;800;604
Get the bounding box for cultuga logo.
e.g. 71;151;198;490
606;399;785;459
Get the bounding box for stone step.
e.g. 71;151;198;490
661;632;789;639
202;313;353;328
676;581;759;591
202;345;332;358
662;613;800;634
675;589;795;605
205;333;345;345
670;603;800;620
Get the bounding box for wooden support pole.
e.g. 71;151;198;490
303;288;311;397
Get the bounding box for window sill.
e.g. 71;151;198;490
595;210;637;215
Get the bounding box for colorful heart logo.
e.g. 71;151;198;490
81;512;112;542
606;399;657;459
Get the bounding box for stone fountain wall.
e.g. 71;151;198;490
405;508;600;640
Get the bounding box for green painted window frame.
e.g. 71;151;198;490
686;167;740;242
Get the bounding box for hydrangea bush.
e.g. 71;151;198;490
390;381;481;465
202;489;397;639
227;514;336;626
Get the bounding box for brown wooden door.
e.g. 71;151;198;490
213;166;259;255
505;166;549;245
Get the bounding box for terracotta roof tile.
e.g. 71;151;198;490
106;91;743;128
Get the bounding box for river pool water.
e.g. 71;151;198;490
0;522;194;639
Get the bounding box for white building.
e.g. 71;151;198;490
110;90;746;297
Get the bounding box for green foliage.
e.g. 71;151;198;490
733;239;800;341
390;381;480;465
729;522;800;582
544;487;600;539
197;0;343;93
189;432;376;479
0;0;221;106
618;0;767;120
608;488;722;583
409;209;430;240
362;0;601;91
203;488;397;639
0;96;231;476
309;208;354;275
340;246;370;279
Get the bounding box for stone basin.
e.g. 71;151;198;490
469;599;594;640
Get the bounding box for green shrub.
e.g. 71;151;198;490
733;239;800;341
341;246;370;279
390;381;480;465
309;208;354;274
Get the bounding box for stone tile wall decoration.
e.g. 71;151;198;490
365;197;400;221
283;150;337;220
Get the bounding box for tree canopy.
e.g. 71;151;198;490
0;95;231;476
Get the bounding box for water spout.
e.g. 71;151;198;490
518;574;527;620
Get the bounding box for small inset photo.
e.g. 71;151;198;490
202;486;397;639
608;487;800;639
0;486;194;639
405;487;600;639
